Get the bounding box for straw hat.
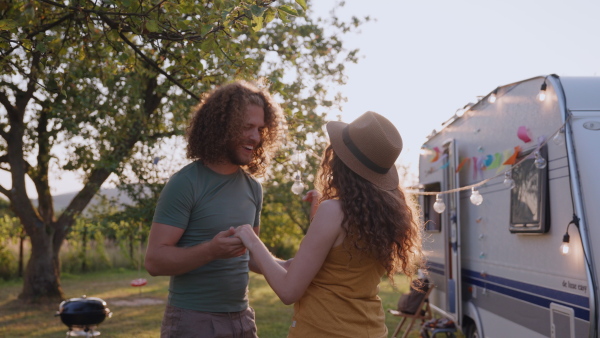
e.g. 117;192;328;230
326;111;402;190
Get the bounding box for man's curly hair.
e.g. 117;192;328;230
316;145;424;282
186;81;284;176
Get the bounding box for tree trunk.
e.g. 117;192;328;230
81;225;88;272
18;231;25;278
19;226;63;302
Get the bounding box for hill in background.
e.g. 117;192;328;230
37;188;135;215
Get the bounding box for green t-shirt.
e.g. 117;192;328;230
152;161;262;312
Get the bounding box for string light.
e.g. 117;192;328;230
552;127;564;146
404;103;570;214
470;187;484;206
488;88;498;103
560;232;570;255
433;194;446;213
503;171;516;189
291;172;304;195
291;148;305;195
560;215;579;256
534;151;547;169
537;80;547;102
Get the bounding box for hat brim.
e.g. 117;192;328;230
326;121;400;190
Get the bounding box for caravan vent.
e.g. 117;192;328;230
550;303;575;338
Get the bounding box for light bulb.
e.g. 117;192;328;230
503;171;516;189
488;93;497;103
552;129;564;146
534;151;547;169
560;242;570;255
291;180;304;195
470;188;483;206
291;172;304;195
537;92;546;102
560;232;570;255
433;194;446;213
537;81;547;102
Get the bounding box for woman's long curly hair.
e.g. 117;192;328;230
186;81;284;176
316;145;424;281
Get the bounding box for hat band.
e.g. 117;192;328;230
342;126;390;174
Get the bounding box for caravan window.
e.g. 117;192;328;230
422;183;441;232
509;147;550;233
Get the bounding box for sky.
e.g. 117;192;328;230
2;0;600;197
311;0;600;176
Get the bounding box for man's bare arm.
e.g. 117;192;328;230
145;223;247;276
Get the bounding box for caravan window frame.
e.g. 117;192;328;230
509;146;550;234
422;182;442;233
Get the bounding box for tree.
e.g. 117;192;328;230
0;0;366;301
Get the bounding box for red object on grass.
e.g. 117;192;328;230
130;278;147;287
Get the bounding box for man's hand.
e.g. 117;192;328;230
209;227;247;259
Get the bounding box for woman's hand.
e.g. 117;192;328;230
234;224;260;251
302;190;321;220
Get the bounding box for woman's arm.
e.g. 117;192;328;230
248;226;293;273
235;200;344;305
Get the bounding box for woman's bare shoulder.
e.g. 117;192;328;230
312;199;343;224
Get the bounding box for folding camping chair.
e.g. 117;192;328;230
388;281;434;338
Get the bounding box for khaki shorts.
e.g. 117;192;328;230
161;304;258;338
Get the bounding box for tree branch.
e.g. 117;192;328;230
0;184;9;199
56;76;161;231
33;105;54;223
117;31;200;100
0;12;74;58
38;0;148;17
0;91;18;121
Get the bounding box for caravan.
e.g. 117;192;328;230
417;75;600;337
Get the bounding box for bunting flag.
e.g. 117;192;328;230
456;158;470;173
439;154;449;169
430;147;440;162
484;154;494;167
517;126;532;143
502;146;521;165
472;156;481;180
426;124;555;181
487;152;503;170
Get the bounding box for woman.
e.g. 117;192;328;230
235;111;424;337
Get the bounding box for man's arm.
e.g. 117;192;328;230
144;222;247;276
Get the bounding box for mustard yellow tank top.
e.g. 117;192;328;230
287;237;387;338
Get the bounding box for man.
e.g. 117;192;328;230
145;81;285;337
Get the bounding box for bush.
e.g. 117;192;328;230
0;244;16;280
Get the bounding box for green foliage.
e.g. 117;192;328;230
0;215;20;280
62;219;112;273
0;0;368;299
0;245;15;280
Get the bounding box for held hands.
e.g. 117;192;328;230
233;224;260;251
210;227;247;259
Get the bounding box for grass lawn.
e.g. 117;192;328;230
0;269;439;337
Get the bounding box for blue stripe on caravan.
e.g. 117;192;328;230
462;269;589;309
464;275;590;321
426;261;444;276
424;262;590;321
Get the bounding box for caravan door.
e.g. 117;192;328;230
421;139;462;324
442;139;462;325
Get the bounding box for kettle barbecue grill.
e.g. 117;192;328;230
55;295;112;337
